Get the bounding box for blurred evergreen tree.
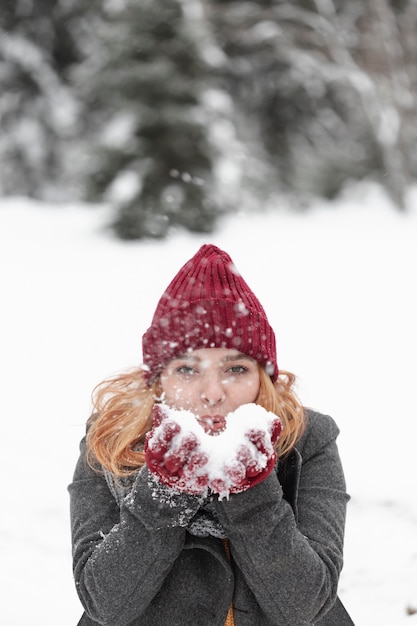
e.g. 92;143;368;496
74;0;224;239
1;0;82;71
0;1;96;199
1;0;417;235
207;0;417;206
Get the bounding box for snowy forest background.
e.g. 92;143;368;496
2;2;417;625
2;0;417;236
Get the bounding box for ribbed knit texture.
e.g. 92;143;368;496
222;539;236;626
142;244;278;381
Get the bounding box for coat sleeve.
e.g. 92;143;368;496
68;436;202;626
214;411;349;625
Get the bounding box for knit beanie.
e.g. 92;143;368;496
142;244;278;382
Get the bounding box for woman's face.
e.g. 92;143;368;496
160;347;260;435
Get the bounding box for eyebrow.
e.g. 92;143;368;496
222;353;256;363
173;352;256;364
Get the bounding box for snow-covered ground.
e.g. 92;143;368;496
1;183;416;625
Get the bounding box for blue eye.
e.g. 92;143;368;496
227;365;248;375
176;365;197;375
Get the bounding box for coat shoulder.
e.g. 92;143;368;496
296;409;341;459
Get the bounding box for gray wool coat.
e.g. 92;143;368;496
69;410;354;626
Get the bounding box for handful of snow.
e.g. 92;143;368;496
145;403;282;499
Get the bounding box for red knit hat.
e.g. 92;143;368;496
142;244;278;381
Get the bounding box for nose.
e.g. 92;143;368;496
200;374;226;407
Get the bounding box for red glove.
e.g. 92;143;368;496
145;405;209;495
219;416;282;494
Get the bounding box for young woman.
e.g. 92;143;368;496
69;244;354;625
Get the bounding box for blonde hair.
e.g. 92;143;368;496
86;366;306;476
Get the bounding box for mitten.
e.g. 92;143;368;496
221;414;282;494
145;405;209;495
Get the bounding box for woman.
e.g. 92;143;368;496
69;244;354;625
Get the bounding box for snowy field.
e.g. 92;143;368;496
1;183;417;625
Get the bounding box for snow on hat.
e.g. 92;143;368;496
142;244;278;382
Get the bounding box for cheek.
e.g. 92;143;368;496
239;377;260;401
161;380;195;409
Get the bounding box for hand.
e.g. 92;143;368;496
145;405;209;495
221;416;282;494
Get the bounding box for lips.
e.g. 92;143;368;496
198;414;226;436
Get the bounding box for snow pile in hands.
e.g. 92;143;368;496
146;403;281;499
